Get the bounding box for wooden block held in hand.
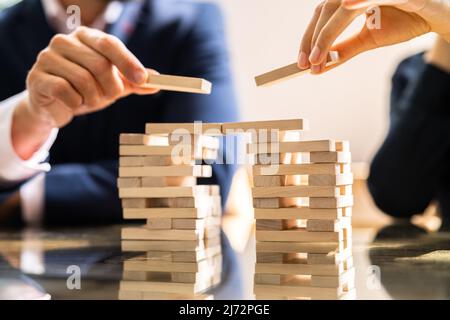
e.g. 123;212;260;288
142;73;212;94
255;51;339;87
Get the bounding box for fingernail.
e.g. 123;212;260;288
298;52;309;69
309;46;321;64
310;64;321;74
133;69;147;84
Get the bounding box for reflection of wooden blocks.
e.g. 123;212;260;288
310;152;351;164
254;207;352;220
254;52;339;87
121;226;220;241
119;165;211;177
255;219;297;231
222;119;308;133
142;73;212;94
118;290;213;300
253;164;350;176
256;228;345;243
146;123;222;135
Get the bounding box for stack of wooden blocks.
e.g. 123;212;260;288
247;120;356;300
117;123;223;300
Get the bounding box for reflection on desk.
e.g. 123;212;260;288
0;223;450;300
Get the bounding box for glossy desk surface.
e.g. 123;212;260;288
0;223;449;300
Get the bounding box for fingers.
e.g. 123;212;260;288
124;69;161;95
299;1;324;69
309;0;341;73
34;72;83;110
311;6;362;71
328;29;377;65
74;26;147;85
50;34;125;100
37;48;102;107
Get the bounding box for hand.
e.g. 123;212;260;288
298;0;450;74
12;26;159;159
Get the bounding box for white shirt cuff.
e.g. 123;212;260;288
0;91;58;185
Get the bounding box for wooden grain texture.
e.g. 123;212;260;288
253;164;350;176
142;73;212;94
309;196;354;209
252;186;342;198
255;241;342;254
248;140;335;154
121;227;213;241
145;123;222;135
118;186;211;199
308;174;353;186
221;119;307;132
309;151;351;164
254;52;339;87
255;219;297;231
253;207;346;220
118;165;211;177
255;229;343;242
122;207;215;219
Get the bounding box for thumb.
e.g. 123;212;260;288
323;30;377;72
343;0;426;11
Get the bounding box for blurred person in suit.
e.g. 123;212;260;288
297;0;450;219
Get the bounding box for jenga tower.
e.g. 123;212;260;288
117;123;223;300
247;120;356;300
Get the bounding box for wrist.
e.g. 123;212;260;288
425;37;450;74
12;94;55;160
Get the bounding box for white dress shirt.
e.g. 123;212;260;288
0;0;123;225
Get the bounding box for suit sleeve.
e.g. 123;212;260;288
43;160;122;225
160;4;240;206
368;55;450;217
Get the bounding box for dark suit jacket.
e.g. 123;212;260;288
0;0;239;225
368;54;450;218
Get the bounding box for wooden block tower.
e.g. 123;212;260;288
117;123;223;300
243;120;356;300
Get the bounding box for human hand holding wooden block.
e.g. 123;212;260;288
141;71;212;94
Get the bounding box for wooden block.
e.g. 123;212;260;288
168;134;220;150
120;280;211;295
256;241;341;254
117;178;141;188
120;145;207;158
253;283;343;300
256;252;298;263
172;216;221;230
248;140;336;154
146;218;172;230
122;198;147;208
142;73;212;94
253;198;280;209
142;156;175;166
255;219;297;231
309;151;351;164
252;186;342;198
124;255;222;274
145;251;173;262
255;262;343;276
221;119;307;133
256;229;343;242
145;123;222;135
253;176;285;187
118;185;211;199
308;174;353;186
253;164;350;176
121;237;220;252
254;51;339;87
146;195;220;209
119;165;211;177
120;157;145;167
140;176;196;187
254;207;345;220
310;268;355;288
171;246;222;263
123;207;213;220
120;134;145;145
121;227;206;241
309;196;354;209
254;274;296;285
306;217;351;232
